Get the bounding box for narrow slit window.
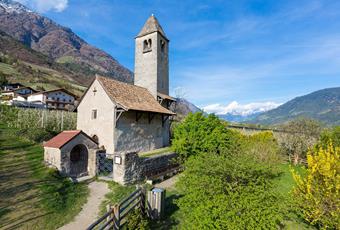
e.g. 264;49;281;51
91;109;97;119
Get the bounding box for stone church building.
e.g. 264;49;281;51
44;15;177;183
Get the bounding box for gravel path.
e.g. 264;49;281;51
59;181;109;230
155;175;179;190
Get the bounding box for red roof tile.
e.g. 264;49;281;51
43;130;82;148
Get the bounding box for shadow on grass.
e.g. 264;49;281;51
149;193;184;230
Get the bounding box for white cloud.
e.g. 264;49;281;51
202;101;281;116
17;0;68;13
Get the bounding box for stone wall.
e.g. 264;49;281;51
114;111;166;154
113;151;177;185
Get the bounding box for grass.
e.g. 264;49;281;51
0;124;89;229
273;163;315;230
99;181;136;215
0;62;19;75
138;147;172;158
56;56;75;64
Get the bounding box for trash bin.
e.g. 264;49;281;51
147;187;165;220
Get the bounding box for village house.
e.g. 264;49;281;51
44;15;177;183
27;88;77;111
1;82;24;91
0;86;37;105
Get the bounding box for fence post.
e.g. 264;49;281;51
113;204;120;230
140;187;146;215
106;204;111;223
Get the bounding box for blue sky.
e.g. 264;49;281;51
18;0;340;114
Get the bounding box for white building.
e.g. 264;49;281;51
27;89;77;110
1;86;37;105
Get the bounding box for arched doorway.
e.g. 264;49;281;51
70;144;88;177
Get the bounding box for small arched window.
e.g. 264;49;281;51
160;40;166;52
143;39;152;53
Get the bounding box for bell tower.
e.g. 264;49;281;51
134;15;169;98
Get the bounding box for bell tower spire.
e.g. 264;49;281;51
134;15;169;98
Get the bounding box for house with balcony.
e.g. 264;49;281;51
27;89;77;110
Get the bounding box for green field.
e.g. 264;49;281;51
0;62;19;75
0;124;89;229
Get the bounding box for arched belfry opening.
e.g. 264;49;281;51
70;144;88;177
143;39;152;53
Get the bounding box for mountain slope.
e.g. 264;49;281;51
0;29;87;95
0;0;132;84
248;87;340;126
173;98;201;121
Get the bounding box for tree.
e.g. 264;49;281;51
0;74;8;86
318;126;340;149
278;118;323;165
291;143;339;229
171;112;241;162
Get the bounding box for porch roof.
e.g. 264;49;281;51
43;130;96;149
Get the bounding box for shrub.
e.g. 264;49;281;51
126;208;149;230
172;112;241;162
318;126;340;149
291;143;339;229
176;153;286;229
242;131;282;164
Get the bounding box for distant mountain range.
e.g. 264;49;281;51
218;112;262;123
247;87;340;126
0;0;132;85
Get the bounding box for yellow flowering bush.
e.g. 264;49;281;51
292;143;339;229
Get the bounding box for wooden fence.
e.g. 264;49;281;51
87;187;146;230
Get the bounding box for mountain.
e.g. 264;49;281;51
218;112;262;123
173;98;201;121
248;87;340;126
0;0;132;85
0;29;88;95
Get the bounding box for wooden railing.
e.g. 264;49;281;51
87;187;146;230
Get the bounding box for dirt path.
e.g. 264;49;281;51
155;175;180;190
59;181;109;230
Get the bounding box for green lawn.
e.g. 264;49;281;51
0;124;89;229
138;147;172;158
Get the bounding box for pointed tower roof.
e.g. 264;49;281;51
136;15;168;40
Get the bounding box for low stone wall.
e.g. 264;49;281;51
113;152;177;185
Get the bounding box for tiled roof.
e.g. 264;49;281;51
157;92;176;101
43;130;82;148
5;86;37;93
97;75;175;115
136;15;168;40
30;88;77;98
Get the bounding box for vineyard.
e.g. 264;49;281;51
0;105;76;141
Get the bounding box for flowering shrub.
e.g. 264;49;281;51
292;143;339;229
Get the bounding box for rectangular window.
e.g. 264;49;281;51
91;109;97;119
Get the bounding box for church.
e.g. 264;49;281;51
43;15;177;183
